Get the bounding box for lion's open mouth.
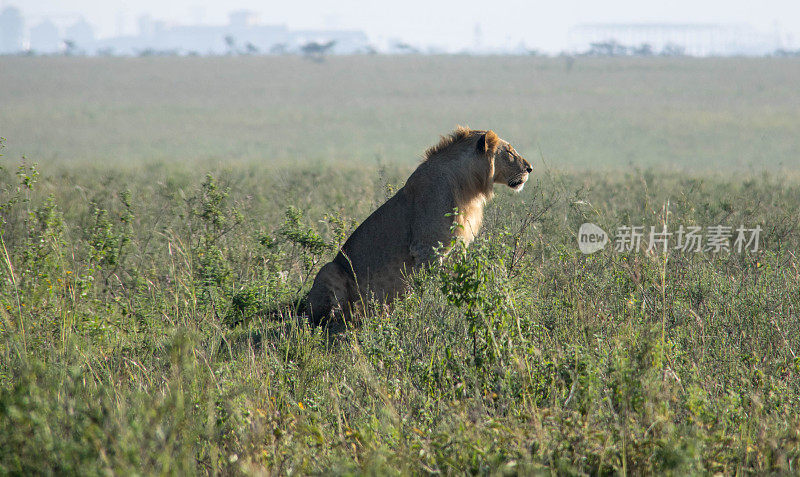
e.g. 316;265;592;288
508;178;526;191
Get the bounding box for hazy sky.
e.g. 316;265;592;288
8;0;800;52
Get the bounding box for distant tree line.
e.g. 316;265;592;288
773;48;800;57
578;39;800;58
580;40;686;57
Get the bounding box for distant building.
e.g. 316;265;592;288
65;18;95;51
229;10;259;28
0;6;24;53
93;12;369;56
30;20;62;54
2;7;368;56
568;23;779;56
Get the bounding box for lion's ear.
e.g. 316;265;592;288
476;130;500;157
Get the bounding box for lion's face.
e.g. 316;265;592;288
493;143;532;192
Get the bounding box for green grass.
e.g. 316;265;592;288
0;56;799;474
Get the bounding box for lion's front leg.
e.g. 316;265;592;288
408;189;459;269
410;222;456;268
409;196;458;268
410;240;447;268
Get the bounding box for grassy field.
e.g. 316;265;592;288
1;56;800;171
0;56;799;474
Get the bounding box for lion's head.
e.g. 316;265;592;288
474;130;532;192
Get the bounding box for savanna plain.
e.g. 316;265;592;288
0;56;799;474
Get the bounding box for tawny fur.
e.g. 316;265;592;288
306;127;532;325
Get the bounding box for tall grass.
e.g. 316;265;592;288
1;158;798;474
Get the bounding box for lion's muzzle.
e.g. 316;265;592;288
508;172;529;191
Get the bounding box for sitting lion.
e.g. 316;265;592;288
306;127;532;325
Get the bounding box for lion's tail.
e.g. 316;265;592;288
225;296;310;329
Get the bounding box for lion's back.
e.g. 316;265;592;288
334;187;415;301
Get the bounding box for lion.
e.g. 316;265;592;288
306;127;532;326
